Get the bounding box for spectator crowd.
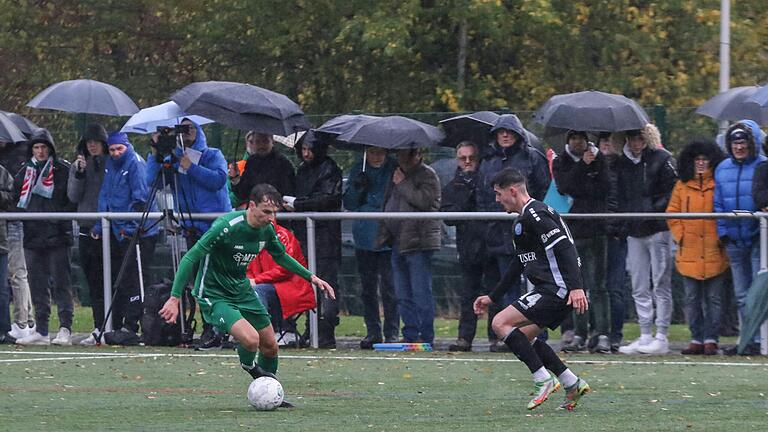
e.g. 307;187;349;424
1;114;766;356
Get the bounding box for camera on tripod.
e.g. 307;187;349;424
153;124;190;157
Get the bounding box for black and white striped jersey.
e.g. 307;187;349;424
489;199;583;303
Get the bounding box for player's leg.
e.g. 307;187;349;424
529;334;590;410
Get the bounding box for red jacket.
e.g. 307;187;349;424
246;223;316;318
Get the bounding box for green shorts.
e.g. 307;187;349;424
197;295;272;334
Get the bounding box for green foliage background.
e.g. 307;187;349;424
0;0;766;159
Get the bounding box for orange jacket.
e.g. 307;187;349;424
246;222;316;318
666;170;729;280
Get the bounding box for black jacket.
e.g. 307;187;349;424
13;129;75;249
440;168;485;264
753;162;768;210
233;150;295;205
552;147;617;238
292;149;342;260
615;146;678;238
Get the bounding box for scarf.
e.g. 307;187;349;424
17;157;54;209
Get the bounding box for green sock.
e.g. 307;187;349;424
237;344;257;368
257;352;279;374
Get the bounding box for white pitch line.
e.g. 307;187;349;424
1;351;768;367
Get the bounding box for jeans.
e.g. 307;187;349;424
627;231;673;336
253;283;282;332
356;249;398;340
0;254;10;333
573;236;610;338
682;274;724;344
7;221;33;326
606;236;629;344
25;246;74;336
391;246;435;343
724;242;760;342
79;232;104;329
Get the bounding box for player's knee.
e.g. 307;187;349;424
241;333;260;352
260;338;278;357
491;315;508;338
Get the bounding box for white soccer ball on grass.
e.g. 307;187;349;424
247;376;284;410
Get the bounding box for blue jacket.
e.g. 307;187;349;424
94;142;158;241
145;121;231;236
342;156;396;251
714;121;767;246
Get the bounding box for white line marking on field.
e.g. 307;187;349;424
2;351;768;367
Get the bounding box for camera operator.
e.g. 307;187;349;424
145;118;232;348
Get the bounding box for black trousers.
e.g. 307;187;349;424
356;249;398;340
457;257;499;343
79;232;104;329
111;234;156;333
25;246;73;335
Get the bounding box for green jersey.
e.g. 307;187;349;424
171;211;313;301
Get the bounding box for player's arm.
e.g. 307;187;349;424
474;258;523;315
264;227;336;299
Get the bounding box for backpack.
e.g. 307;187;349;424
141;279;196;346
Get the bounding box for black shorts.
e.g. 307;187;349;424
511;288;571;330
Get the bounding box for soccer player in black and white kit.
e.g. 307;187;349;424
474;168;590;411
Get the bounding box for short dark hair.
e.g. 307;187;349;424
249;183;282;206
491;168;527;189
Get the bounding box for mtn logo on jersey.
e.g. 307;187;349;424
232;241;266;266
518;251;537;263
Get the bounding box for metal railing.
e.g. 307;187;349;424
3;210;767;352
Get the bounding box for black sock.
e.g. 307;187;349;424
503;328;544;373
533;339;567;376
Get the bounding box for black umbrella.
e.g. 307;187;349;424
0;112;27;143
697;86;768;125
171;81;310;134
439;111;543;152
27;79;139;116
533;90;649;132
334;115;444;150
313;114;379;147
0;111;38;137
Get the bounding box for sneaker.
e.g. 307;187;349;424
9;322;30;339
195;333;222;351
79;329;102;346
278;400;295;409
489;340;510;353
448;338;472;352
527;373;561;410
618;338;649;355
561;329;575;346
16;331;51;345
242;364;277;380
592;335;612;354
726;342;761;356
561;335;587;353
636;338;669;354
51;327;72;346
359;335;382;350
278;332;299;348
559;378;591;411
681;342;704;355
384;335;399;343
0;332;16;344
703;342;719;356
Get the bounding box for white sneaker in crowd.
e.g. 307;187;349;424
51;327;72;346
16;331;51;346
79;329;101;346
618;338;649;355
9;323;31;339
637;338;669;354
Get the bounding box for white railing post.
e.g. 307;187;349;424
306;217;318;349
101;216;113;332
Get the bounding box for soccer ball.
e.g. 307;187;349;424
247;377;284;410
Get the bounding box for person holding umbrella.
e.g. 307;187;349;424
230;132;295;208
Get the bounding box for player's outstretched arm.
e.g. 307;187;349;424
473;295;492;315
159;296;180;324
567;289;588;315
311;275;336;300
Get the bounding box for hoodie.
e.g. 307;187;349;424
67;124;108;231
145;120;231;236
714;122;768;246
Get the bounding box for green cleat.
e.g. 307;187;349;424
527;373;561;410
559;378;590;411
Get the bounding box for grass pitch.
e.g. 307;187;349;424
1;346;766;431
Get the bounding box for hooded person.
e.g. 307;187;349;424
66;123;109;344
145;118;232;239
92;132;158;340
13;128;76;346
230;131;296;208
715;122;768;354
288;131;342;348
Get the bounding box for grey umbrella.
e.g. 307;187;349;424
334;115;444;150
171;81;310;135
27;79;139;116
533;90;649;132
737;272;768;354
696;86;768;125
0;111;38;138
0;112;27;143
439;111;544;152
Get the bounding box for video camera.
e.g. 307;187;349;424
153;124;191;157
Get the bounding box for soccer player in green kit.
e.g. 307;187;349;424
159;184;335;407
